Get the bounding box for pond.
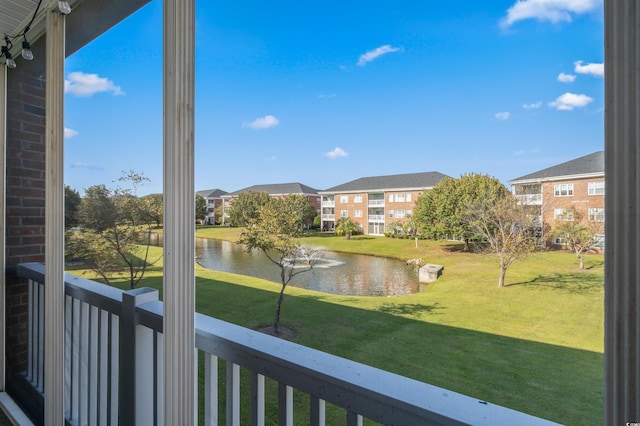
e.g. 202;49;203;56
193;238;419;297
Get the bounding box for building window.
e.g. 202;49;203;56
594;234;605;249
354;209;362;218
406;193;412;202
388;194;394;202
588;181;605;195
340;210;349;218
395;209;406;218
394;194;406;202
554;208;574;221
389;210;394;218
588;207;605;222
353;195;362;203
340;195;348;203
554;183;574;197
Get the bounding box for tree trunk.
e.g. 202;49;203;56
579;256;585;270
498;260;507;288
415;236;418;248
273;282;287;334
463;238;470;251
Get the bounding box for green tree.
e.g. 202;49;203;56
141;193;163;228
238;197;321;334
465;196;538;288
71;171;157;288
227;191;272;227
65;185;82;229
413;173;510;251
195;194;208;224
335;216;359;240
283;194;317;229
552;208;601;270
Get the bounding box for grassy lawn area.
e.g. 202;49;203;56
71;227;604;424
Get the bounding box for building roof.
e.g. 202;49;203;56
511;151;604;183
196;189;228;198
321;171;450;193
224;182;319;197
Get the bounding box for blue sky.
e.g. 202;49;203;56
63;0;604;195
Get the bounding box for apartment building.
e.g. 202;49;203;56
220;182;321;225
510;151;605;247
319;172;450;236
196;188;228;224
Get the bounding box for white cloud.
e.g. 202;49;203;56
71;162;103;170
548;92;593;110
557;72;576;83
574;60;604;77
495;112;511;120
64;72;124;97
323;147;348;159
266;155;277;161
64;127;78;138
318;93;336;99
357;45;401;66
244;115;279;130
523;101;542;109
500;0;601;28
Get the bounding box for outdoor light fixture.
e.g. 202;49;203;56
1;47;16;69
0;0;71;69
58;0;72;14
21;39;33;61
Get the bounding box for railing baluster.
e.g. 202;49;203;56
309;397;325;426
89;305;99;426
204;353;218;426
79;301;89;425
37;281;44;392
64;295;71;420
346;411;363;426
71;298;79;422
226;362;240;426
251;372;265;426
278;384;293;426
109;314;119;426
27;280;33;382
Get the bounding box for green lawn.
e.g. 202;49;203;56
71;227;604;424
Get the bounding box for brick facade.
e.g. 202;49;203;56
5;57;46;374
541;177;605;235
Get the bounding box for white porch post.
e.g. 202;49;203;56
604;0;640;423
163;0;196;423
44;7;66;424
0;63;6;392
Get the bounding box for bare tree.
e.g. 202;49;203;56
552;208;602;269
239;197;321;334
466;196;538;288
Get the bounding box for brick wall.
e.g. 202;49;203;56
5;57;46;374
542;177;605;234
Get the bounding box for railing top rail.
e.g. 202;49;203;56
17;262;125;315
194;313;556;426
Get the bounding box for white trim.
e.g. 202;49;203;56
318;186;434;195
44;9;66;424
510;172;605;185
0;392;34;426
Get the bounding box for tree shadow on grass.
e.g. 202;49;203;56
377;302;444;318
507;272;603;295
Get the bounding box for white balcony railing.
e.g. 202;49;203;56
368;214;385;222
321;214;335;221
18;262;556;426
515;194;542;205
321;201;335;207
368;200;384;207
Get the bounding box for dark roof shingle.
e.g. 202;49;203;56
511;151;604;182
322;171;450;193
226;182;319;196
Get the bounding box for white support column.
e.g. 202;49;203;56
163;0;196;423
44;8;66;425
0;61;6;392
604;0;640;423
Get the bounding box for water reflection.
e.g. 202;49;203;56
193;238;418;297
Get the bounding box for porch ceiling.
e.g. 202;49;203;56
0;0;149;60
